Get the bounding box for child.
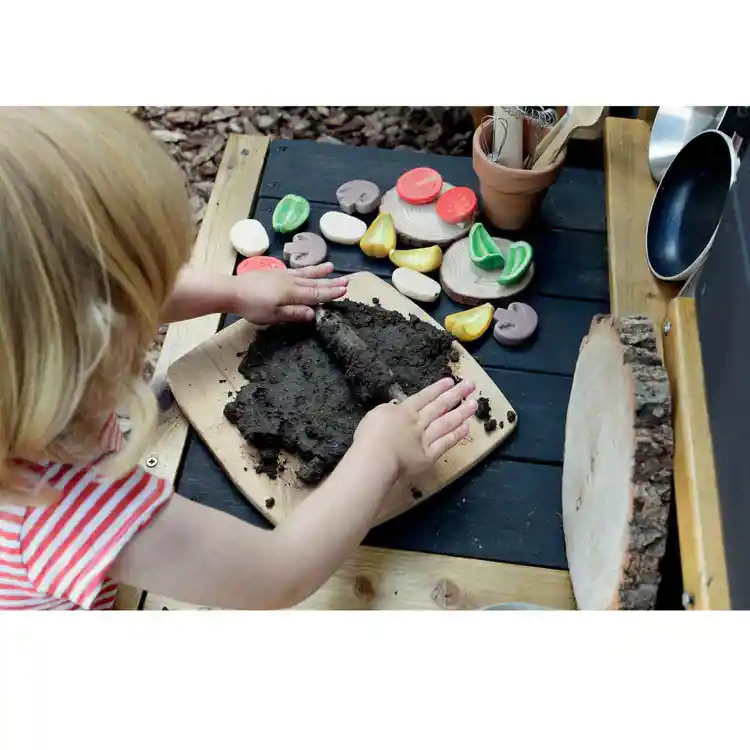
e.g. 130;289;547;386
0;107;477;610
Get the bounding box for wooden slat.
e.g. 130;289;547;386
603;117;676;355
144;547;575;610
115;134;270;609
663;298;730;609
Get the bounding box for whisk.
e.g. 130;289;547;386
481;107;559;168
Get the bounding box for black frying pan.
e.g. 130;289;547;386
646;129;740;282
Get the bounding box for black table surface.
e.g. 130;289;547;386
176;138;611;572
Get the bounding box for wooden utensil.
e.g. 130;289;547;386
526;109;570;168
532;106;605;170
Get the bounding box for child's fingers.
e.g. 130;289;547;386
426;423;471;462
278;305;316;323
294;276;349;289
288;283;348;306
403;378;455;413
418;379;475;427
423;398;477;447
289;263;338;279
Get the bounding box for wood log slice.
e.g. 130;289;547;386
380;183;474;247
562;315;674;610
440;235;535;305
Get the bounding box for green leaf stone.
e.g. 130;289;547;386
497;241;533;285
272;194;310;233
468;223;506;271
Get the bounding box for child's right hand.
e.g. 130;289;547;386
353;377;478;478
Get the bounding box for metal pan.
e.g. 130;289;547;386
648;106;728;182
646;129;740;283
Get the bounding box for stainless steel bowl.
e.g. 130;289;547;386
649;106;728;182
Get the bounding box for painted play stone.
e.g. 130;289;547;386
436;186;478;225
389;245;443;273
444;303;495;343
336;180;382;214
493;302;538;346
237;256;286;275
440;235;535;306
283;232;328;269
396;167;443;205
230;218;270;257
272;194;310;233
392;267;441;303
468;222;505;271
319;211;367;245
379;183;473;247
360;212;396;258
497;241;533;285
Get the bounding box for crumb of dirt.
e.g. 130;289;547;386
484;418;497;433
227;391;233;398
475;396;491;422
236;351;245;358
449;349;460;363
411;488;423;500
225;299;455;485
498;421;504;429
219;379;227;384
507;410;516;424
243;467;248;472
264;497;276;509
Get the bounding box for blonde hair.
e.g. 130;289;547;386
0;107;194;500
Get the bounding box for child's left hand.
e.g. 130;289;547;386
230;262;348;325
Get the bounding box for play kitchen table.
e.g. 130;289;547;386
122;117;730;611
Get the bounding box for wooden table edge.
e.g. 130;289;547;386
603;117;729;609
663;299;731;609
126;133;575;612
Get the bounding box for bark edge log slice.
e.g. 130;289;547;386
380;183;474;248
562;315;674;610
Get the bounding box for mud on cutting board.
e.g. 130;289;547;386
167;272;516;527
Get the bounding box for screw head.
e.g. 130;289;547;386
145;455;159;469
241;148;249;156
663;320;671;335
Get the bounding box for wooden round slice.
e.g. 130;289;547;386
380;184;473;248
396;167;443;205
237;256;286;274
440;235;534;305
562;315;673;610
436;186;478;225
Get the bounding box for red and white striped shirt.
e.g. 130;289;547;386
0;415;172;610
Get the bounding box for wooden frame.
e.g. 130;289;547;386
133;133;575;611
603;117;730;609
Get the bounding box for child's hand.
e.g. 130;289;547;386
354;377;477;478
231;263;348;325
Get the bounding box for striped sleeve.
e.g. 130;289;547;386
19;464;172;609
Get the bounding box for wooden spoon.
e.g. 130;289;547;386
525;109;570;168
531;106;604;170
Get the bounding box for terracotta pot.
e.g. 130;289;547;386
472;119;565;230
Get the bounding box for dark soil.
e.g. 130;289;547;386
224;299;455;485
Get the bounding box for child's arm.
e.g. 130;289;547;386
161;264;348;324
109;378;477;609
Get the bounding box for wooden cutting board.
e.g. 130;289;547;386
167;271;516;527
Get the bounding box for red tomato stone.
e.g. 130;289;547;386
396;167;443;205
237;256;286;274
436;186;478;224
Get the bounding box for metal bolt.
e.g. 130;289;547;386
682;591;695;609
663;320;671;336
241;148;249;156
145;455;159;469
